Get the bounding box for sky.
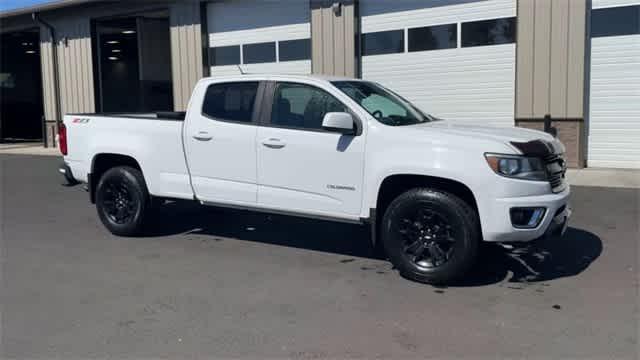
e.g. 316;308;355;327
0;0;55;12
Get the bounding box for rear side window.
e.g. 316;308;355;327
202;82;259;123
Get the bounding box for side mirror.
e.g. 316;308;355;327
322;112;355;135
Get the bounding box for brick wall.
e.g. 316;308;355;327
516;120;585;168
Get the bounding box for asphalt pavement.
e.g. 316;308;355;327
1;154;638;359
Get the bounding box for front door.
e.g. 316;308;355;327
184;81;261;204
256;81;366;216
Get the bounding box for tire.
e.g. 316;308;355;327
95;166;150;236
381;188;480;284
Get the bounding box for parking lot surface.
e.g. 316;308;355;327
1;154;638;359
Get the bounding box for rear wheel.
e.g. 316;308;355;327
381;188;480;284
96;166;150;236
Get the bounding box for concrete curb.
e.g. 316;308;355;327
566;168;640;189
0;146;60;157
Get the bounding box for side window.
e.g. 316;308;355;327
271;83;347;131
202;82;259;123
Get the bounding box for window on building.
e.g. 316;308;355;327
202;82;259;123
279;38;311;61
210;45;240;66
270;82;347;130
461;17;516;47
408;23;457;52
362;29;404;56
243;42;276;64
591;5;640;37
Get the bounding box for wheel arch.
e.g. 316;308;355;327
89;153;144;204
376;174;479;216
370;174;480;248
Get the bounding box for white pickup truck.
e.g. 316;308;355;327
59;74;570;284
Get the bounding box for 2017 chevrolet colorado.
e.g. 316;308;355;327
59;74;570;284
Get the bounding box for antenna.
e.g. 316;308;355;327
237;65;245;75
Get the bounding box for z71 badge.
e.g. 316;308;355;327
72;118;90;124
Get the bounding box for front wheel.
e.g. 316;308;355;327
96;166;150;236
381;188;480;284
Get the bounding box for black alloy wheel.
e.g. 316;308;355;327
96;166;150;236
397;206;457;269
381;188;480;284
101;180;137;225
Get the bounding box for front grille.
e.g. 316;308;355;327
544;153;567;193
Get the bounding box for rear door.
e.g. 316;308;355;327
256;81;366;216
184;81;262;204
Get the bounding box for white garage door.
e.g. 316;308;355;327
207;0;311;76
359;0;516;127
588;0;640;169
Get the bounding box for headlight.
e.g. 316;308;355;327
485;154;547;181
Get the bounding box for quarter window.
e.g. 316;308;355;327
362;29;404;56
202;82;259;123
210;45;240;66
271;83;347;130
243;42;276;64
408;23;457;52
461;17;516;47
591;5;640;37
279;38;311;61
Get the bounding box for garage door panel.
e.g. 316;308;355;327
207;0;310;75
587;1;640;169
360;0;515;32
360;0;516;127
209;24;310;47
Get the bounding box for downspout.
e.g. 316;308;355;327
32;12;62;147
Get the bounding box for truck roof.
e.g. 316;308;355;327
200;73;366;84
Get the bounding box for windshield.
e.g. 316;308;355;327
332;81;433;126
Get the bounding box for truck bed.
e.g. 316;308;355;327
62;112;194;200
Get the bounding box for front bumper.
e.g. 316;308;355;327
482;186;571;242
545;204;571;237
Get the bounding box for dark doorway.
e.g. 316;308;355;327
0;29;44;142
94;11;173;113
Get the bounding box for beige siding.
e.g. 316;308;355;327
58;18;94;115
10;1;191;119
566;0;587;118
39;27;58;121
515;0;535;117
532;0;552;116
549;0;569;117
170;2;204;111
311;1;356;77
34;2;174;118
37;17;95;119
516;0;587;119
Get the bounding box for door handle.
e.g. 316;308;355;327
262;138;286;149
193;131;213;141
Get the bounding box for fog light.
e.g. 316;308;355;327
510;207;546;228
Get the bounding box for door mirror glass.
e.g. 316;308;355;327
322;112;355;134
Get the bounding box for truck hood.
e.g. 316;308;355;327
410;120;564;154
